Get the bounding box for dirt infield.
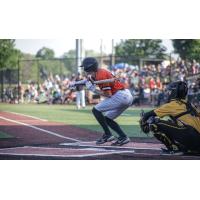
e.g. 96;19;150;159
0;111;199;160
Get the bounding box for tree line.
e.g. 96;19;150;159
1;39;200;73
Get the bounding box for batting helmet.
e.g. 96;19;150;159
167;81;188;100
80;57;98;72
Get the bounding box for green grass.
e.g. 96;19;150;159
0;103;153;138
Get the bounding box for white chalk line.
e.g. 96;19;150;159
60;142;162;151
1;151;197;158
24;146;125;152
0;146;134;158
6;111;48;122
0;116;80;142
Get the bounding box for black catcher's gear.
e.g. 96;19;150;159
139;110;158;134
80;57;98;72
139;119;150;134
167;81;188;101
139;110;150;134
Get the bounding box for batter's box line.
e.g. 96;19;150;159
59;141;162;151
0;147;135;158
1;146;199;159
23;146;128;153
0;116;80;142
5;111;48;122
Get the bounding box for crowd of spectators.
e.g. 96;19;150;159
111;58;200;107
1;58;200;108
2;73;98;107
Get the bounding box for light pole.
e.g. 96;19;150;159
100;39;103;67
111;39;115;66
169;52;172;82
76;39;83;73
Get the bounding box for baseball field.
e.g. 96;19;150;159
0;103;199;160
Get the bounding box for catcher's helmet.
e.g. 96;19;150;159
167;81;188;100
80;57;98;72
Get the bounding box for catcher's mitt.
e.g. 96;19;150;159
139;110;150;134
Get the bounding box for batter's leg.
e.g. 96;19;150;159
105;116;130;146
92;107;115;144
105;116;126;138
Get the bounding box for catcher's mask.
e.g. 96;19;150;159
167;81;188;102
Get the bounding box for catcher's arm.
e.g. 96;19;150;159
139;110;157;134
196;107;200;117
139;110;150;134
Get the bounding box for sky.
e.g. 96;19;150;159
15;39;174;57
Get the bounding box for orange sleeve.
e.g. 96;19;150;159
97;69;113;95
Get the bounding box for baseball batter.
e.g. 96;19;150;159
79;57;133;145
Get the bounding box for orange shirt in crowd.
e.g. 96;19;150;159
156;79;163;90
95;68;125;96
149;78;156;90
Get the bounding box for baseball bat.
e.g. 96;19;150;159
73;78;119;86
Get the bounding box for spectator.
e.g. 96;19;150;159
75;72;86;109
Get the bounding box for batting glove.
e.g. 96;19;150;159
69;82;76;89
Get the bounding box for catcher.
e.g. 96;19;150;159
140;80;200;155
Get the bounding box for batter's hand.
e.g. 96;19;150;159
85;81;96;92
69;82;76;89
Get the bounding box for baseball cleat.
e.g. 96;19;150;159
111;137;130;146
160;148;184;156
96;134;115;145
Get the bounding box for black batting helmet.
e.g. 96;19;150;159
167;81;188;100
80;57;98;72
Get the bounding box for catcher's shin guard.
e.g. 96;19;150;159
149;123;158;132
153;132;178;151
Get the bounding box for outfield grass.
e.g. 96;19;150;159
0;103;153;138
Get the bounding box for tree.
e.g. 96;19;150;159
9;48;22;69
36;47;55;59
19;53;38;83
0;39;21;100
172;39;200;61
62;50;76;74
85;49;103;57
61;49;103;74
115;39;167;59
0;39;19;70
